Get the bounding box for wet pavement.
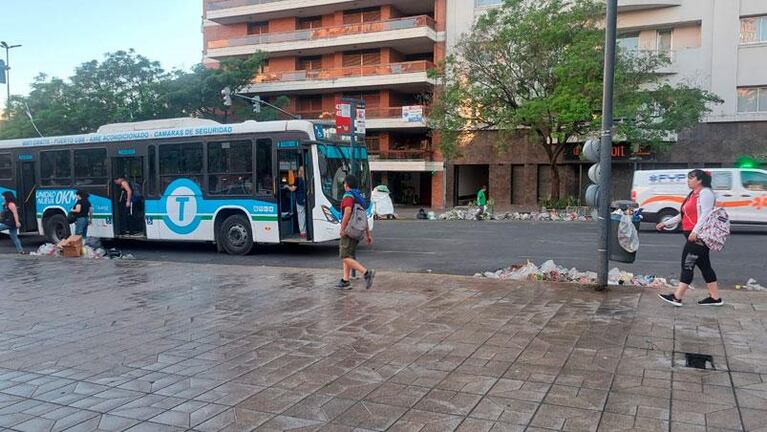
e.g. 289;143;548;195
1;257;766;432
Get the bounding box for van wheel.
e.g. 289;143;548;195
45;214;70;244
657;209;680;232
218;214;253;255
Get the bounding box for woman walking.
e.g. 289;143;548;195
71;190;92;238
658;169;722;306
0;191;26;254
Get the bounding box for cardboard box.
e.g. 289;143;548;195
59;235;83;257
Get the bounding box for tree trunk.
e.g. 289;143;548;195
550;163;561;201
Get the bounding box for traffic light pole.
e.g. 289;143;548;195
597;0;618;290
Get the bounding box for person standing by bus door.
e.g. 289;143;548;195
114;177;132;235
287;165;307;239
0;191;26;254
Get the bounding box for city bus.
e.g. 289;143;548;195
0;118;372;255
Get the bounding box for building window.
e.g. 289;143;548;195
617;32;640;52
297;56;322;71
0;154;11;180
740;16;767;44
296;95;323;113
343;8;381;24
298;16;322;30
74;148;108;186
343;49;381;67
475;0;502;7
247;21;269;35
737;87;767;112
40;150;72;187
656;29;673;54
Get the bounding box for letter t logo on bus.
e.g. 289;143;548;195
162;180;202;235
175;197;190;222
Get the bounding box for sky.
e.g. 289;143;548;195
0;0;202;107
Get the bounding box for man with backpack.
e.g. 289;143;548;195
336;174;375;290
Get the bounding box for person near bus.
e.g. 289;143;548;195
287;165;307;239
114;177;133;235
657;169;722;307
336;174;375;290
0;191;25;254
71;190;92;238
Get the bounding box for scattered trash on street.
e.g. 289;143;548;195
439;206;592;222
29;241;133;260
736;278;766;291
476;259;675;288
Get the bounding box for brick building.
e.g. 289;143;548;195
203;0;447;209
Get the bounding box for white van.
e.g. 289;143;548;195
632;168;767;231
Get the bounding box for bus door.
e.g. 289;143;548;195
276;144;310;241
112;155;146;237
16;158;38;232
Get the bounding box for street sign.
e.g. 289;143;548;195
335;103;352;134
355;108;366;134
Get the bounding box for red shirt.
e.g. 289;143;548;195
341;195;355;213
682;192;698;232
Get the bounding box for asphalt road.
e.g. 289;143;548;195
2;220;766;287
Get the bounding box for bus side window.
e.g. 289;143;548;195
0;154;11;180
40;150;72;187
256;139;273;195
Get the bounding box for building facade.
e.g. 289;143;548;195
203;0;767;209
203;0;447;209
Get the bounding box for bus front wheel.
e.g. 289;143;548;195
218;214;253;255
44;213;71;244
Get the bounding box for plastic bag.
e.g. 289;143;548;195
617;214;639;253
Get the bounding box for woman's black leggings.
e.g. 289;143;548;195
680;233;717;285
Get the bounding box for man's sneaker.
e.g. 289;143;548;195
364;270;375;290
335;279;352;290
697;296;723;306
658;293;683;307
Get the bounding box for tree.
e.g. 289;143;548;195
0;51;279;139
428;0;722;200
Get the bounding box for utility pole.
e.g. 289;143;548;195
1;41;22;105
597;0;618;290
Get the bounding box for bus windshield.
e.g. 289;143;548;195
317;144;371;207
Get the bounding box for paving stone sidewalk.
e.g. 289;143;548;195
0;256;766;432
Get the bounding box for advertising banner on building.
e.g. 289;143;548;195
402;105;424;122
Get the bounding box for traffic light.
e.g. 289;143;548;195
0;60;6;84
583;138;601;208
252;96;261;113
221;87;232;107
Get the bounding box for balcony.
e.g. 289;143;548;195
242;61;436;95
206;0;431;25
295;106;429;129
617;0;682;12
206;16;437;59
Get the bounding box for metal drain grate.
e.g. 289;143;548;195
685;353;714;370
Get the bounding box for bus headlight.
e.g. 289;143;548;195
321;205;339;223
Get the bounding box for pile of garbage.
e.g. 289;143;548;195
439;207;592;222
736;279;766;291
29;239;134;260
476;260;675;288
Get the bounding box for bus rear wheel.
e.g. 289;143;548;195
44;213;70;244
218;214;253;255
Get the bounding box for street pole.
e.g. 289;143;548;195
1;42;22;106
350;102;357;178
597;0;618;290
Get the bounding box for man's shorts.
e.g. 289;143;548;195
339;236;359;259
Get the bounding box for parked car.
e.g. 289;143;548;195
632;168;767;231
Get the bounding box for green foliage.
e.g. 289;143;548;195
428;0;722;199
539;195;579;209
0;50;275;139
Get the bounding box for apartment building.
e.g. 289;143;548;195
441;0;767;208
203;0;447;209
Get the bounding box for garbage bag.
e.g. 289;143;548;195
617;214;639;253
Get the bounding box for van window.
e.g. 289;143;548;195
711;172;732;191
741;171;767;191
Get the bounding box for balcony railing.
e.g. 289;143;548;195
253;61;434;84
207;0;290;11
208;16;436;49
368;149;432;160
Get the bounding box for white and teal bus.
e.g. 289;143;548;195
0;118;372;254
